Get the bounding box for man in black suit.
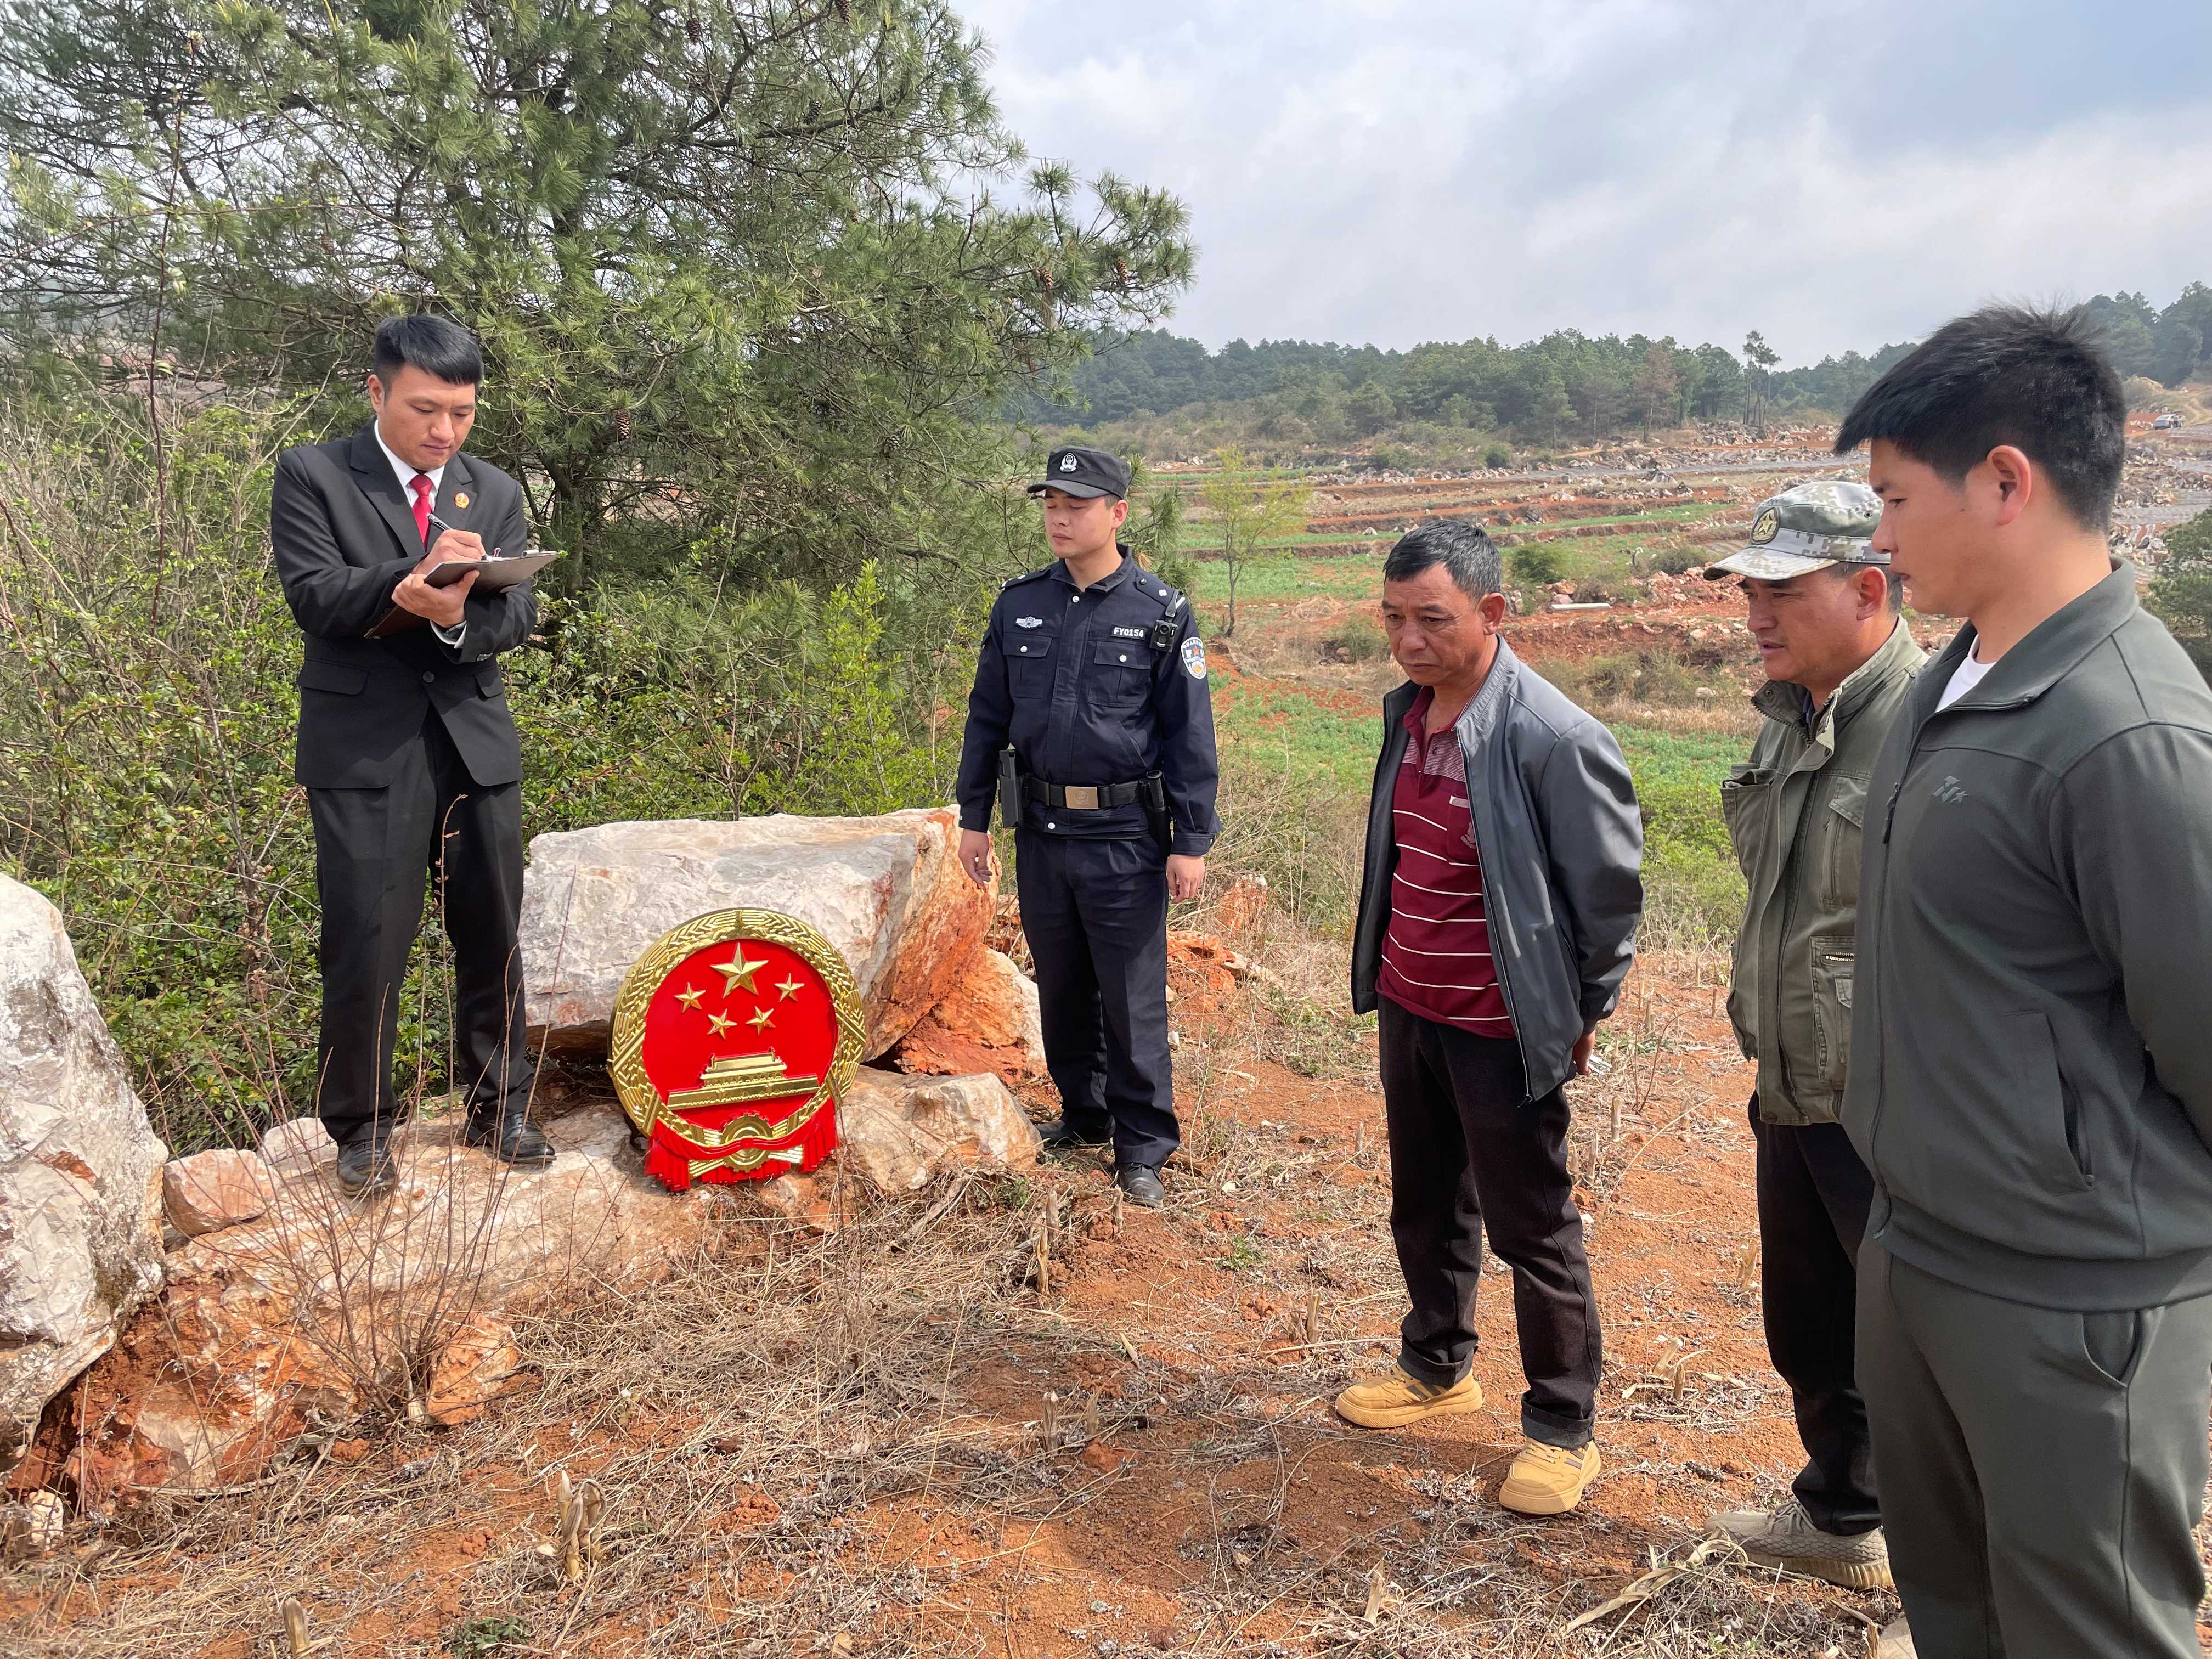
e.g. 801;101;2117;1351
272;314;554;1195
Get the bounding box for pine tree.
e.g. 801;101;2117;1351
0;0;1193;588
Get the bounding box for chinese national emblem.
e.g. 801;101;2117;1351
608;909;862;1192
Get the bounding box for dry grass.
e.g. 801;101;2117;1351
4;926;1895;1659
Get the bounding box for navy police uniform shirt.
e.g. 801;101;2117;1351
956;550;1221;855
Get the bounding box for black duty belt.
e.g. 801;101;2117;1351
1022;777;1147;811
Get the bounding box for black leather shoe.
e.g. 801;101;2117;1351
465;1111;557;1169
1037;1118;1113;1152
1115;1163;1165;1208
335;1135;397;1198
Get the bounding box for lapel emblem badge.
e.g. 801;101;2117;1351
1014;616;1043;629
453;492;470;510
609;908;861;1191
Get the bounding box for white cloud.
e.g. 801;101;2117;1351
960;0;2212;360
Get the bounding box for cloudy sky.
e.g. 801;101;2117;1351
960;0;2212;366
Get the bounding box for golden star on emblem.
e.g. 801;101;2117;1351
747;1006;775;1032
453;492;470;510
675;985;705;1011
715;955;765;997
707;1011;735;1037
775;975;804;1001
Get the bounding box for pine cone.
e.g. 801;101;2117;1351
615;408;634;441
1115;257;1131;289
834;0;851;20
685;12;702;42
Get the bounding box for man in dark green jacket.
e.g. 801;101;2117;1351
1838;306;2212;1659
1705;480;1922;1590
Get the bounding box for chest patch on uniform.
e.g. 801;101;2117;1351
1112;625;1147;640
1181;636;1207;680
1013;616;1043;629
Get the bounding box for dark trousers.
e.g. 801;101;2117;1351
1748;1097;1879;1535
306;713;533;1146
1014;830;1177;1169
1377;997;1600;1448
1858;1240;2212;1659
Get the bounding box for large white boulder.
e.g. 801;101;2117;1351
518;809;991;1062
0;875;167;1472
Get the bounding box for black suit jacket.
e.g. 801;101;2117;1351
272;424;537;788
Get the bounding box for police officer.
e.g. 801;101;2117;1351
956;445;1221;1207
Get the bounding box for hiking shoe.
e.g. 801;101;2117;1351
1039;1118;1112;1152
334;1135;397;1198
1499;1440;1601;1515
1333;1365;1482;1430
1713;1499;1893;1589
465;1110;556;1170
1115;1163;1165;1207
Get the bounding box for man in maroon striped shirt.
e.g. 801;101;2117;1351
1335;520;1644;1520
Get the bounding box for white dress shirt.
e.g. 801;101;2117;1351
373;424;466;649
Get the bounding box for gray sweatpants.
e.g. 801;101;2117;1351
1858;1240;2212;1658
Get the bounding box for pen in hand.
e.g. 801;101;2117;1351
426;510;500;557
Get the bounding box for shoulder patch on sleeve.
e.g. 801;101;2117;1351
1181;635;1207;681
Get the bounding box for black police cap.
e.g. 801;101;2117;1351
1028;445;1130;500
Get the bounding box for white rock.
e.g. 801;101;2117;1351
0;876;167;1474
518;809;991;1061
161;1149;276;1238
257;1116;334;1177
836;1067;1042;1194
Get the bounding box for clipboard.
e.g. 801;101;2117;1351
364;551;563;639
422;550;563;590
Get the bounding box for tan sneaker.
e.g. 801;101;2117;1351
1712;1499;1893;1589
1332;1364;1482;1429
1499;1440;1600;1515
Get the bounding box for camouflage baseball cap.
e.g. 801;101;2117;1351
1704;479;1888;581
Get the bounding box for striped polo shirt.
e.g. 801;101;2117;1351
1375;687;1513;1036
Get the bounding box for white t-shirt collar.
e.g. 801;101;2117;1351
1937;650;1994;712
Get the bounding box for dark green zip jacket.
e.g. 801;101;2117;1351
1723;620;1924;1126
1843;563;2212;1310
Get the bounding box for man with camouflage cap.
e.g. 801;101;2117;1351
1703;481;1922;1588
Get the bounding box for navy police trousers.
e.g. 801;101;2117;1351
1013;830;1178;1169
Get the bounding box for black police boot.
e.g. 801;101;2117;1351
1037;1118;1112;1152
335;1133;397;1198
465;1107;557;1170
1115;1163;1166;1209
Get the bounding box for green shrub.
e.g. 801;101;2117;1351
2151;505;2212;682
1482;443;1514;469
1510;545;1566;589
1640;839;1748;953
1650;544;1708;577
1323;613;1390;663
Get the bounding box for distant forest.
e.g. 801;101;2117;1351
1013;285;2212;444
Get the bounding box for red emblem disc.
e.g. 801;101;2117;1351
608;910;862;1190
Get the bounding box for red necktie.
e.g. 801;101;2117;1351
409;473;433;544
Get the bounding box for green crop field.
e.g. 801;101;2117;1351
1177;501;1709;558
1214;678;1745;946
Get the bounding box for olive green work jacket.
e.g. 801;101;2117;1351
1721;620;1924;1126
